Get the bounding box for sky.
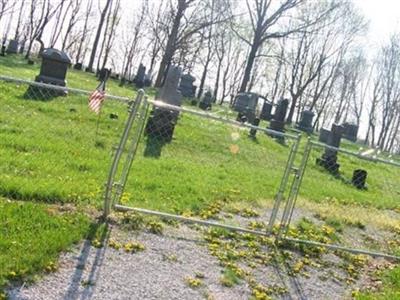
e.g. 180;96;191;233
353;0;400;48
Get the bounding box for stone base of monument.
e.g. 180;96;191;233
145;108;179;142
236;111;255;124
296;123;313;134
74;63;83;70
199;101;211;110
316;153;340;175
352;169;367;189
249;118;260;138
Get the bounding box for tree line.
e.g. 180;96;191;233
0;0;399;153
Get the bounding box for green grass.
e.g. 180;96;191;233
356;266;400;299
1;55;399;212
0;55;399;296
0;198;95;291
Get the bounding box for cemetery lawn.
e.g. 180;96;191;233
0;55;399;295
0;54;399;213
0;197;103;294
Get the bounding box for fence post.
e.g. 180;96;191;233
103;90;144;218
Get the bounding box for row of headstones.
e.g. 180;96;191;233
0;39;19;56
145;66;213;141
317;123;367;189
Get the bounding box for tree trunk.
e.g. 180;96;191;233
87;0;112;72
154;1;186;87
239;42;258;92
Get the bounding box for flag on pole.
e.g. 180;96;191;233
88;80;106;114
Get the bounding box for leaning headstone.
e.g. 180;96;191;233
199;91;213;110
319;128;331;143
268;98;289;133
342;122;358;142
233;93;258;123
179;74;196;97
316;124;344;174
6;40;19;54
145;66;182;142
30;48;71;98
133;63;146;88
260;100;273;121
296;110;315;134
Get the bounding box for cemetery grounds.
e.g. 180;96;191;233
0;55;399;299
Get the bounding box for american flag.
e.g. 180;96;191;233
88;80;106;114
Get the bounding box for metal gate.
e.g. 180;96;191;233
103;92;302;238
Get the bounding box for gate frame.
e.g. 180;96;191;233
277;138;400;261
103;93;302;238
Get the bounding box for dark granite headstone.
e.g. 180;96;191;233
30;48;71;98
316;124;344;174
342;122;358;142
35;48;71;87
296;110;315;134
319;128;331;143
133;63;146;88
260;100;273;121
179;74;196;97
145;66;182;142
74;63;83;70
268;98;289;133
352;169;367;189
233;93;258;123
6;40;19;54
199;91;213;110
98;68;111;81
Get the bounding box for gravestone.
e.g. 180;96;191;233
233;92;258;123
98;68;111;81
352;169;367;189
144;73;152;87
260;100;273;121
316;124;344;174
145;66;182;142
6;40;19;54
0;45;5;56
319;128;331;143
268;98;289;133
179;74;196;97
74;63;83;70
31;48;71;97
133;63;146;88
35;48;71;87
296;110;315;134
342;122;358;142
199;91;213;110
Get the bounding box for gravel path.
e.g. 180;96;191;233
7;207;398;300
8;225;249;300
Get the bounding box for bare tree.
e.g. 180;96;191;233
87;0;112;72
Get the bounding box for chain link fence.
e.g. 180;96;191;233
104;96;303;234
0;76;133;206
278;138;400;259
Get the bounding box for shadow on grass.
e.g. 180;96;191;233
63;220;110;300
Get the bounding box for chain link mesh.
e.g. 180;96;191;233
0;77;131;205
